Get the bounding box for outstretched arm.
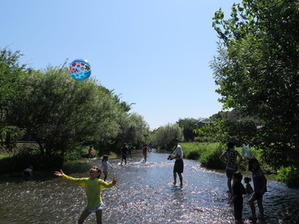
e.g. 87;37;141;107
100;177;118;188
219;152;226;164
54;170;65;177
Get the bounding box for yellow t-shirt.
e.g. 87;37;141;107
62;174;115;210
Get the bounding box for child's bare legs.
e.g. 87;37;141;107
103;171;108;181
96;210;102;224
78;209;91;224
257;198;264;218
249;197;256;219
249;195;264;219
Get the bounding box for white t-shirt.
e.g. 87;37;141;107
102;161;112;171
173;144;183;160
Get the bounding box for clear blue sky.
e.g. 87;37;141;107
1;0;239;129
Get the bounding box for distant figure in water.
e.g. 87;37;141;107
244;177;254;195
54;166;117;224
23;165;33;180
231;171;246;224
219;142;243;193
88;146;95;158
142;145;149;162
121;144;128;165
102;155;113;181
248;158;267;220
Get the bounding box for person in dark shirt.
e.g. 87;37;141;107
231;171;246;223
219;142;243;193
121;144;128;165
248;158;267;220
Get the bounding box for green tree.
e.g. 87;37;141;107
151;124;183;150
196;112;257;146
8;67;122;162
107;112;150;154
212;0;299;169
177;118;199;142
0;48;28;149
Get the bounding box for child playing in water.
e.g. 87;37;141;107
54;166;117;224
102;155;113;181
244;177;253;195
231;171;246;224
248;158;267;220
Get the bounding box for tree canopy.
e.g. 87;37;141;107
211;0;299;168
0;48;150;166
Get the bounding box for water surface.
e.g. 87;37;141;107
1;151;299;223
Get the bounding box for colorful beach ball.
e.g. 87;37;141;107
68;59;91;81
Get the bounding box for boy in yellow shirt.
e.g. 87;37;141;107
54;166;117;224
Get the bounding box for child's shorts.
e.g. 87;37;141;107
86;204;106;213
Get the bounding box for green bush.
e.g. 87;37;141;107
181;142;223;169
181;142;203;160
276;167;299;188
0;150;63;174
199;146;224;169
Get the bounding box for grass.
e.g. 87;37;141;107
181;142;224;169
181;142;275;172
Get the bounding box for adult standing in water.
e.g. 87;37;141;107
219;142;243;193
169;138;184;187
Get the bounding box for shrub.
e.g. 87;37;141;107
181;142;203;160
199;146;224;169
0;150;63;174
276;167;299;188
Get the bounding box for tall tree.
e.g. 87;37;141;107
212;0;299;168
151;124;183;150
177;118;199;142
8;67;122;160
0;48;28;148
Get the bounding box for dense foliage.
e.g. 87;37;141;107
0;49;28;148
196;111;258;146
176;118;199;142
211;0;299;171
150;124;183;150
0;48;149;168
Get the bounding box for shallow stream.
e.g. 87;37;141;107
1;151;299;223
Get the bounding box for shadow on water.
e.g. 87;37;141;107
1;150;299;224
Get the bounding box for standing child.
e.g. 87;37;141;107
244;177;253;195
248;158;267;220
102;155;113;181
54;166;117;224
231;171;246;224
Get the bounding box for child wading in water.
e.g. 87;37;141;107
102;155;113;181
244;177;253;195
54;166;117;224
248;158;267;220
231;171;246;224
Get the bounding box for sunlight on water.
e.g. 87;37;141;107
1;151;299;223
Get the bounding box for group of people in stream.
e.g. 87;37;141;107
219;142;267;224
54;140;266;224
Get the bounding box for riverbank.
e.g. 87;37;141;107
181;142;299;188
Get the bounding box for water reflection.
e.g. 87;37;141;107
0;151;299;223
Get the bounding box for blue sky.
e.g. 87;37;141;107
1;0;239;129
